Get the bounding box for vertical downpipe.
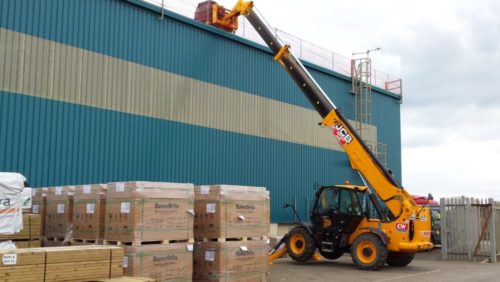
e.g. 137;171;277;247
161;0;164;19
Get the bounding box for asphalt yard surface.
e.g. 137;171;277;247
268;249;500;282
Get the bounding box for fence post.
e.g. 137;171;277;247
465;197;472;261
489;198;497;263
440;198;448;260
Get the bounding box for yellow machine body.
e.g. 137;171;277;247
221;0;433;268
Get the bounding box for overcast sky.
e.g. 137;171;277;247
217;0;500;200
157;0;500;200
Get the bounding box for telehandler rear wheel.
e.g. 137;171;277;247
351;233;388;270
286;226;316;262
386;251;415;267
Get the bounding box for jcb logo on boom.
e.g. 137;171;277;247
331;124;353;145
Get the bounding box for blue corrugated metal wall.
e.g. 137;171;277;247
0;0;402;222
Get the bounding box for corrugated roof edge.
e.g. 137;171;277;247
121;0;401;100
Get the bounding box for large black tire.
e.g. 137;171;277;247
286;226;316;262
386;252;415;267
320;249;344;260
350;233;388;270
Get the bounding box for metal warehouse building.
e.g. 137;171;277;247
0;0;402;222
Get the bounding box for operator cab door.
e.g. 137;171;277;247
312;187;365;234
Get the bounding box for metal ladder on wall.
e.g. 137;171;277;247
351;57;387;167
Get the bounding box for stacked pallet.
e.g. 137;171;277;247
193;185;270;282
71;184;107;245
105;181;194;281
94;277;156;282
31;188;47;238
45;186;75;246
0;214;41;248
0;245;123;281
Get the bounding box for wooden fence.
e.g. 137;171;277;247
440;197;499;262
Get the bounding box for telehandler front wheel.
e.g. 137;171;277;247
351;233;388;270
386;251;415;267
286;226;316;262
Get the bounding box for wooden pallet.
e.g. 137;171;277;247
103;238;194;246
45;237;66;242
71;238;103;245
199;236;269;242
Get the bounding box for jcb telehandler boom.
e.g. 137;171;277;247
219;0;433;270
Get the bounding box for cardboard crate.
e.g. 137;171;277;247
0;214;41;241
31;188;47;237
105;182;194;243
194;186;270;239
0;245;124;281
123;243;193;281
46;186;75;238
193;240;268;282
73;184;107;241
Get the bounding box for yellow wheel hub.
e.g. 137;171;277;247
356;240;377;264
289;233;306;255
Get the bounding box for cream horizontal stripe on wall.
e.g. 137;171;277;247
0;28;378;151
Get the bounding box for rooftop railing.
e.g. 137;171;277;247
146;0;402;96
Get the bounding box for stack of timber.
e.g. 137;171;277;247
93;277;156;282
31;188;48;238
71;184;107;245
0;245;123;281
193;185;270;282
0;214;41;248
45;186;75;246
105;181;195;281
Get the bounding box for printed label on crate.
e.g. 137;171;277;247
32;204;40;214
200;186;210;195
55;186;62;195
57;204;65;214
116;183;125;192
186;244;193;252
2;254;17;265
86;203;95;214
121;202;130;214
122;256;129;268
205;250;215;262
206;203;216;214
83;185;91;194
